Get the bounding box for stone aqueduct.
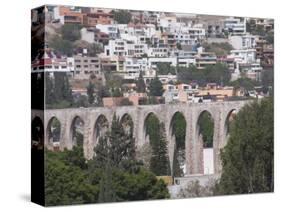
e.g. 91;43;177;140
32;100;249;175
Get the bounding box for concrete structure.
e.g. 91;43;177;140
73;54;102;79
53;6;84;25
80;28;95;43
224;17;246;36
32;100;250;177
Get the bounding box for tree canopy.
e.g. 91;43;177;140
112;10;132;24
217;98;274;194
149;76;164;96
178;63;231;86
45;113;170;205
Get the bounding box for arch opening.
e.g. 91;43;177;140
120;113;134;136
31;117;44;150
142;112;171;176
170;112;187;177
70;116;85;147
197;110;214;175
93;115;109;144
47;117;61;150
224;109;237;140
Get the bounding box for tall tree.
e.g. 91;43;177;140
61;24;82;41
147;118;171;176
218;98;274;194
112;10;132;24
136;71;146;93
87;82;95;104
94;113;137;172
149;76;164;96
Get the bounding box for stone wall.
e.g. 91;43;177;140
31;100;250;175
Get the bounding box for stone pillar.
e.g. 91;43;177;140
59;116;68;151
185;108;196;175
213;110;223;174
83;116;92;160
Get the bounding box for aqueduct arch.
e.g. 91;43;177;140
70;116;85;148
195;110;215;175
169;111;187;177
31;116;44;150
34;100;250;176
46;116;61;151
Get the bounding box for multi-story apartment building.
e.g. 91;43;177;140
224;17;246;36
229;34;257;50
163;83;199;103
230;49;257;63
96;24;119;39
73;54;102;79
104;39;148;57
100;55;125;72
83;11;113;27
104;39;127;57
147;47;169;57
123;58;148;80
195;52;217;69
53;6;84;25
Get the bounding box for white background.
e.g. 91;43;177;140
0;0;280;211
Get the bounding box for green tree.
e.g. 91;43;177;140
49;35;73;56
136;71;146;93
265;31;274;44
112;10;132;24
92;113;170;202
98;162;116;203
229;77;260;92
198;112;214;148
45;149;99;206
149;76;164;96
46;72;73;108
61;24;82;41
217;98;274;194
156;62;176;75
171;113;186;177
146;115;170;176
178;63;231;86
202;42;233;57
87;82;95;104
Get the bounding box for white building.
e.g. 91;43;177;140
96;24;119;39
147;47;169;57
80;28;95;43
229;34;257;50
224;17;246;36
32;49;71;74
230;49;257;63
104;39;128;57
104;39;148;57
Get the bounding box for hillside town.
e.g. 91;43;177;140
31;5;274;205
31;5;274;108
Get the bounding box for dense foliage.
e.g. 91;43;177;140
156;62;176;75
112;10;132;24
149;77;164;96
197;112;214;148
45;113;170;205
171;113;186;177
217;98;274;194
46;72;73;109
136;71;146;93
145;114;171;176
202;42;233;56
178;63;231;86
